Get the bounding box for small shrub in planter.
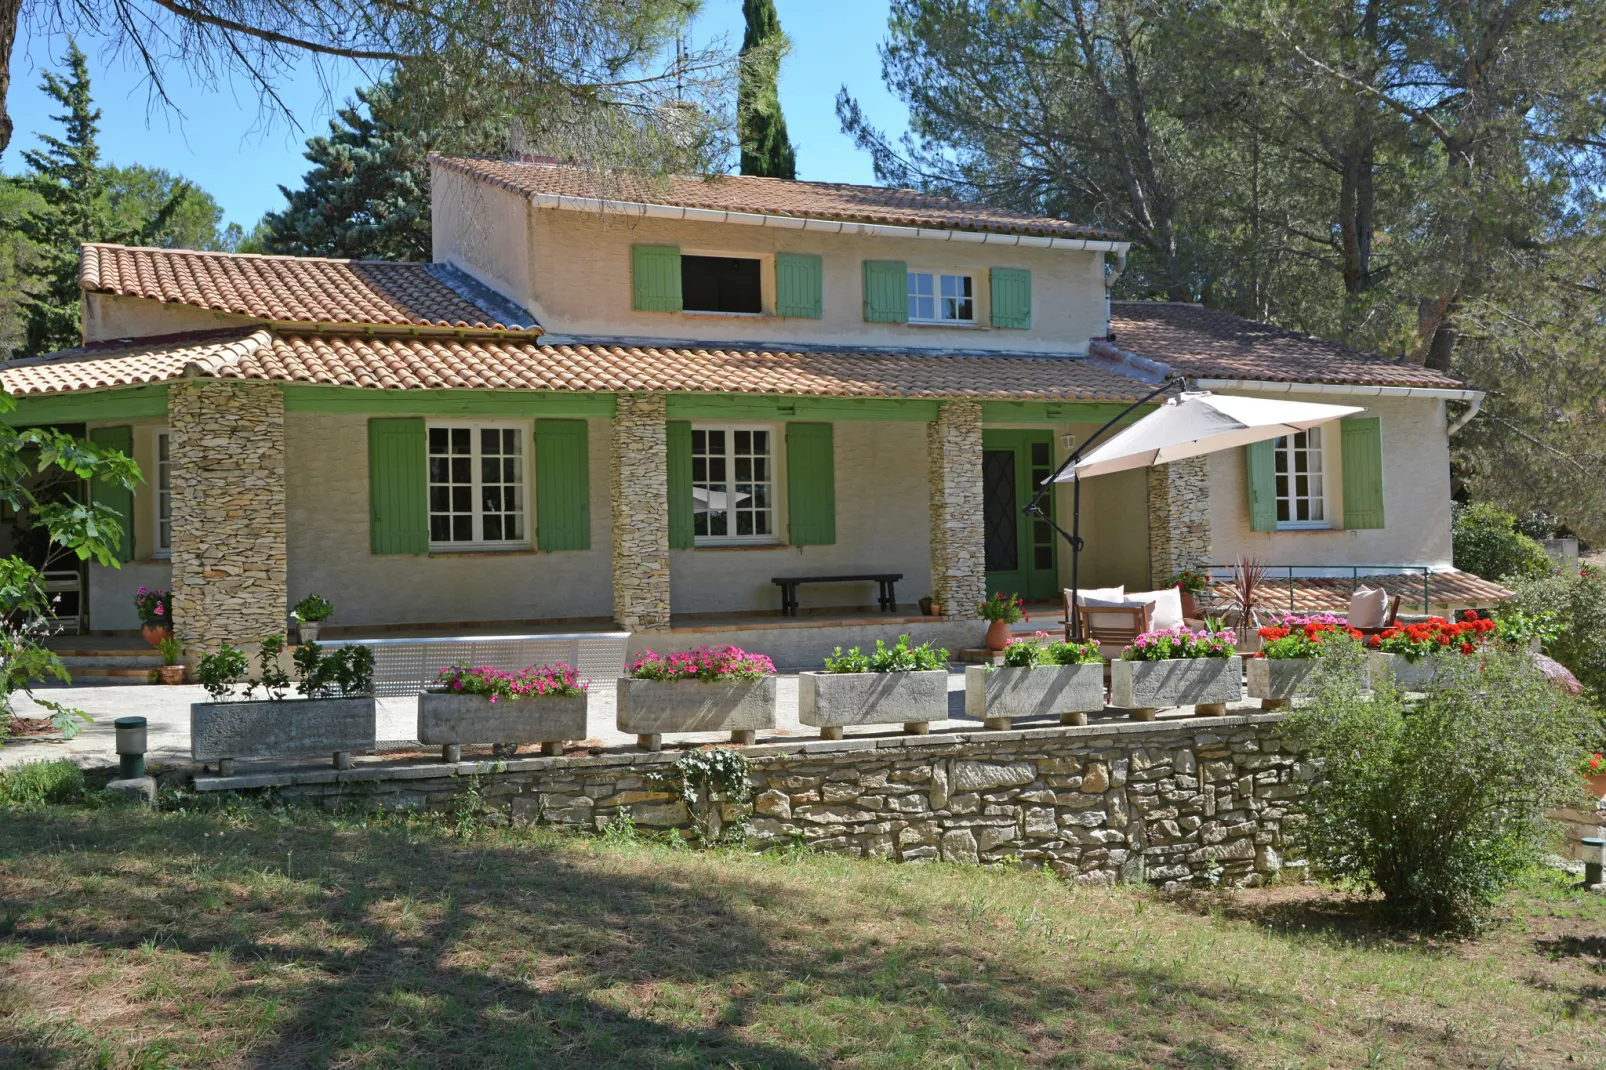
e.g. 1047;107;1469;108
616;646;777;751
1365;613;1498;690
1112;628;1241;719
964;632;1104;728
1249;616;1368;708
291;594;334;643
800;635;951;739
191;636;376;774
420;662;589;762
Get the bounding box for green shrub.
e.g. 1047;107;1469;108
1501;568;1606;704
824;635;948;673
0;758;85;805
1288;643;1596;932
1452;502;1554;581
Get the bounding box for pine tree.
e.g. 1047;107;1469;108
737;0;796;179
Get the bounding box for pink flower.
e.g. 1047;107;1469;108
154;605;164;616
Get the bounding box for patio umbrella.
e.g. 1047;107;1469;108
691;486;752;513
1060;391;1364;481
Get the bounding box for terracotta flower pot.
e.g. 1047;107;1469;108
157;664;185;685
984;619;1014;652
142;623;173;647
1586;773;1606;800
1180;591;1199;620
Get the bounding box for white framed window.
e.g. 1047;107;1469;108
908;271;975;324
427;423;529;549
1274;427;1328;528
154;431;172;556
692;425;776;544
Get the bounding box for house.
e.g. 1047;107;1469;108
0;157;1505;665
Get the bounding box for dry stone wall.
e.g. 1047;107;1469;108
224;714;1306;889
611;393;671;631
1147;457;1211;588
928;400;986;619
169;380;287;659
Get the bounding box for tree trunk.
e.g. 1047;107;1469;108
0;0;20;156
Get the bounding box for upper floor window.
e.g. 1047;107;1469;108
682;255;762;314
908;271;974;324
155;431;171;555
1274;428;1327;528
428;423;528;549
692;426;775;543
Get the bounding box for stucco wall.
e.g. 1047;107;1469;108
83;293;255;344
284;411;614;628
85;419;172;632
431;167;537;315
1208;393;1452;568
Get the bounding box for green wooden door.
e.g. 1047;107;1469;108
982;430;1058;601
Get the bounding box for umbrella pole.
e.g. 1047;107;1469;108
1070;474;1083;640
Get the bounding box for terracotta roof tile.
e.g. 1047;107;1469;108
1207;569;1511;613
0;330;272;396
1107;302;1469;390
79;245;538;331
434;156;1122;243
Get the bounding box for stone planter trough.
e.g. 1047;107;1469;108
191;696;376;775
962;663;1104;728
797;669;949;739
1368;652;1459;691
417;691;589;762
616;677;777;751
1110;656;1243;720
1246;658;1317;710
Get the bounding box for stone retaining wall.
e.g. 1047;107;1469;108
203;714;1306;889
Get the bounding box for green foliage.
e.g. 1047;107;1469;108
291;594;334;623
1002;635;1101;667
1288;644;1597;932
0;758;84;805
656;747;752;844
156;636;182;667
257;635;291;699
195;645;248;702
1120;629;1235;661
825;635;948;673
975;591;1025;623
737;0;796;179
1452;503;1555;582
1501;569;1606;703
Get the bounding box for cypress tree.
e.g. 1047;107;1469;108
737;0;797;179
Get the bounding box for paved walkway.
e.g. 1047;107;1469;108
1;675;1266;773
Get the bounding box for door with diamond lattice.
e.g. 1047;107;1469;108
981;430;1057;602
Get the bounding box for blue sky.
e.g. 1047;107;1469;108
0;0;911;233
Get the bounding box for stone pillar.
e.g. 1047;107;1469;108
1147;456;1211;588
611;393;672;632
928;400;987;619
169;380;287;660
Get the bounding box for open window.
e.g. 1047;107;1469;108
682;255;762;314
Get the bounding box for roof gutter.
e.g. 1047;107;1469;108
1188;376;1484;404
521;190;1131;253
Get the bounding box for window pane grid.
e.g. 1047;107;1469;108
693;427;774;542
429;424;525;545
909;272;973;322
1273;428;1325;525
156;432;171;551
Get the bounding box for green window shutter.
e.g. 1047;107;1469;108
631;244;682;312
775;252;823;319
862;260;908;323
786;422;836;546
1245;438;1278;532
666;420;695;549
535;419;590;551
989;267;1032;328
368;418;428;554
1340;417;1386;530
88;425;135;562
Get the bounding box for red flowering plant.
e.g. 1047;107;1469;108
1368;611;1497;662
1120;627;1236;661
1257;617;1365;659
976;591;1026;624
434;662;587;702
628;645;775;682
1583;752;1605;778
1168;568;1211;594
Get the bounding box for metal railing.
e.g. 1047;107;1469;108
323;631;630;698
1202;564;1436;616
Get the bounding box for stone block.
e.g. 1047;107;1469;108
798;670;949;729
105;777;157;806
953;760;1037;791
753;790;792;818
191;697;376;762
1110;657;1243;709
1080;762;1110;794
616;677;777;735
418;692;587;746
941;828;980;863
963;664;1104;723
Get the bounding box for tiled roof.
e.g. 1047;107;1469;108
79;244;538;331
0;330;272;396
2;329;1146;402
1207;569;1512;614
1107;302;1469;390
434;156;1123;242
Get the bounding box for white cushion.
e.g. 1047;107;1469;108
1127;588;1185;632
1070;585;1125;606
1348;586;1389;630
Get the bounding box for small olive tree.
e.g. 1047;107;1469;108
1288;640;1595;931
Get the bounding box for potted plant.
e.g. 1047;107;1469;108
291;594;334;644
1365;612;1497;690
799;634;950;739
1247;614;1366;709
419;662;589;763
1169;568;1211;621
1111;628;1242;720
190;636;376;775
964;631;1104;728
616;646;777;751
977;591;1025;652
1584;752;1606;800
134;587;172;646
155;636;185;685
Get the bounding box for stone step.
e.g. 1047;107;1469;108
57;653;164;669
956;648;1002;665
44;672;154;686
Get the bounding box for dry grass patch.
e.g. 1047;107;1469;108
0;800;1600;1068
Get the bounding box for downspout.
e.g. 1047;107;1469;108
1103;248;1128;338
1446;393;1483;436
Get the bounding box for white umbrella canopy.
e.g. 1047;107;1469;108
1060;391;1365;480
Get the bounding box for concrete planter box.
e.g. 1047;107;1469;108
798;669;949;738
616;676;777;750
1110;656;1243;719
1369;652;1462;691
1248;656;1374;706
962;664;1104;728
418;691;588;761
191;696;375;774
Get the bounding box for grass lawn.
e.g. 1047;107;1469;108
0;799;1603;1068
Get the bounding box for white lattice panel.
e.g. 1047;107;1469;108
325;632;630;698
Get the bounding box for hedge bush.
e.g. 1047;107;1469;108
1452;502;1555;582
1502;568;1606;705
0;758;85;806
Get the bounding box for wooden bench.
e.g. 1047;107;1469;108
771;573;903;617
